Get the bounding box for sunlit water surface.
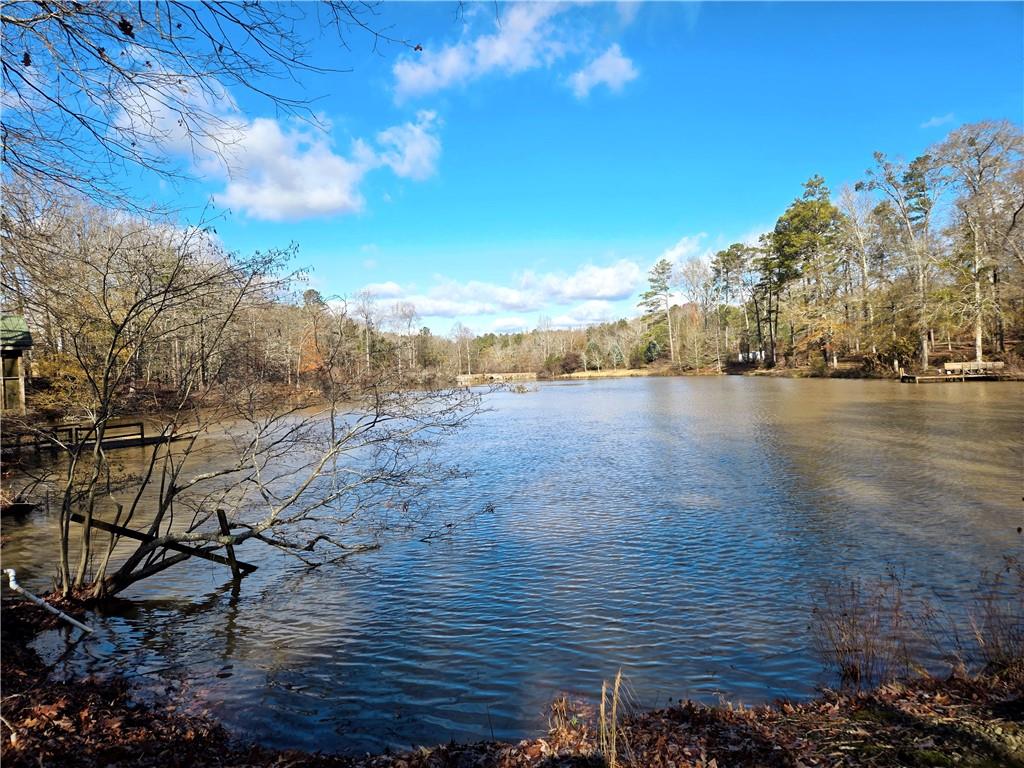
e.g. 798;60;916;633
3;377;1022;753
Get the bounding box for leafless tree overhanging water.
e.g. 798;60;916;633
1;197;486;598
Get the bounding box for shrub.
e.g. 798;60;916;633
540;353;563;377
561;351;583;374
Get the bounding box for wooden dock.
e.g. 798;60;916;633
900;360;1006;384
1;422;187;454
901;372;1002;383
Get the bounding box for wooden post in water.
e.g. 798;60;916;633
217;508;241;582
68;513;257;574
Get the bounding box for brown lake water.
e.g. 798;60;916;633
3;377;1023;753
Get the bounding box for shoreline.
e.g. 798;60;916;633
459;365;1024;386
458;368;1024;387
2;598;1021;768
457;366;882;386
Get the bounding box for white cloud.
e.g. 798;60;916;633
215;119;371;220
352;232;765;330
393;3;571;100
361;281;405;298
659;233;710;266
921;113;955;129
560;260;642;300
552;300;617;328
523;259;642;302
399;296;500;318
568;44;638;99
376;111;442;181
111;50;245;170
118;73;443;221
489;316;530;332
214;113;443;220
353;259;646;323
433;278;537;312
393;4;640;104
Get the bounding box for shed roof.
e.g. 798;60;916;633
0;315;33;351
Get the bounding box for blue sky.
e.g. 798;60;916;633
144;1;1023;334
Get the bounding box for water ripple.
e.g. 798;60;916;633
7;377;1023;753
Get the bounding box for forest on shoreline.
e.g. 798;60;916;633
5;120;1024;415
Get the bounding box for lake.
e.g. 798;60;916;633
4;377;1023;753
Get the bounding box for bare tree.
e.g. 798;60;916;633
1;1;413;206
935;121;1024;360
2;190;481;599
391;301;419;374
838;186;878;354
677;257;721;372
450;321;473;376
858;153;947;370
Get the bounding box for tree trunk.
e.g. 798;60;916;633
751;293;765;363
664;297;676;365
971;223;987;363
974;272;984;363
993;268;1005;353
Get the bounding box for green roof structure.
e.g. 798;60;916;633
0;315;33;352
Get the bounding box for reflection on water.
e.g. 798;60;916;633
3;377;1023;753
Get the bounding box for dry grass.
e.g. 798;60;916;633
598;671;620;767
811;568;916;687
597;669;641;768
812;558;1024;688
972;556;1024;668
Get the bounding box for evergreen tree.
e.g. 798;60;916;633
639;258;676;364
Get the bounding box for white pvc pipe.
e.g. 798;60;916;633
3;569;94;634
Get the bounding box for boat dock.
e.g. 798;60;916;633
900;360;1006;383
2;421;185;454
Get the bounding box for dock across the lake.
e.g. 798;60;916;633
901;360;1006;383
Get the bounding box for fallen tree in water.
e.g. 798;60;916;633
2;598;1022;768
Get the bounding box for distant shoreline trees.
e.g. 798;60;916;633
6;122;1020;395
462;119;1024;377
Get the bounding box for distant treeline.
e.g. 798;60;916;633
2;121;1022;416
459;120;1024;377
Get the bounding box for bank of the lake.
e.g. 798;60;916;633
457;360;1024;387
3;599;1023;768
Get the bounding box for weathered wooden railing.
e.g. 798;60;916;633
2;421;154;452
901;360;1007;383
942;360;1005;374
